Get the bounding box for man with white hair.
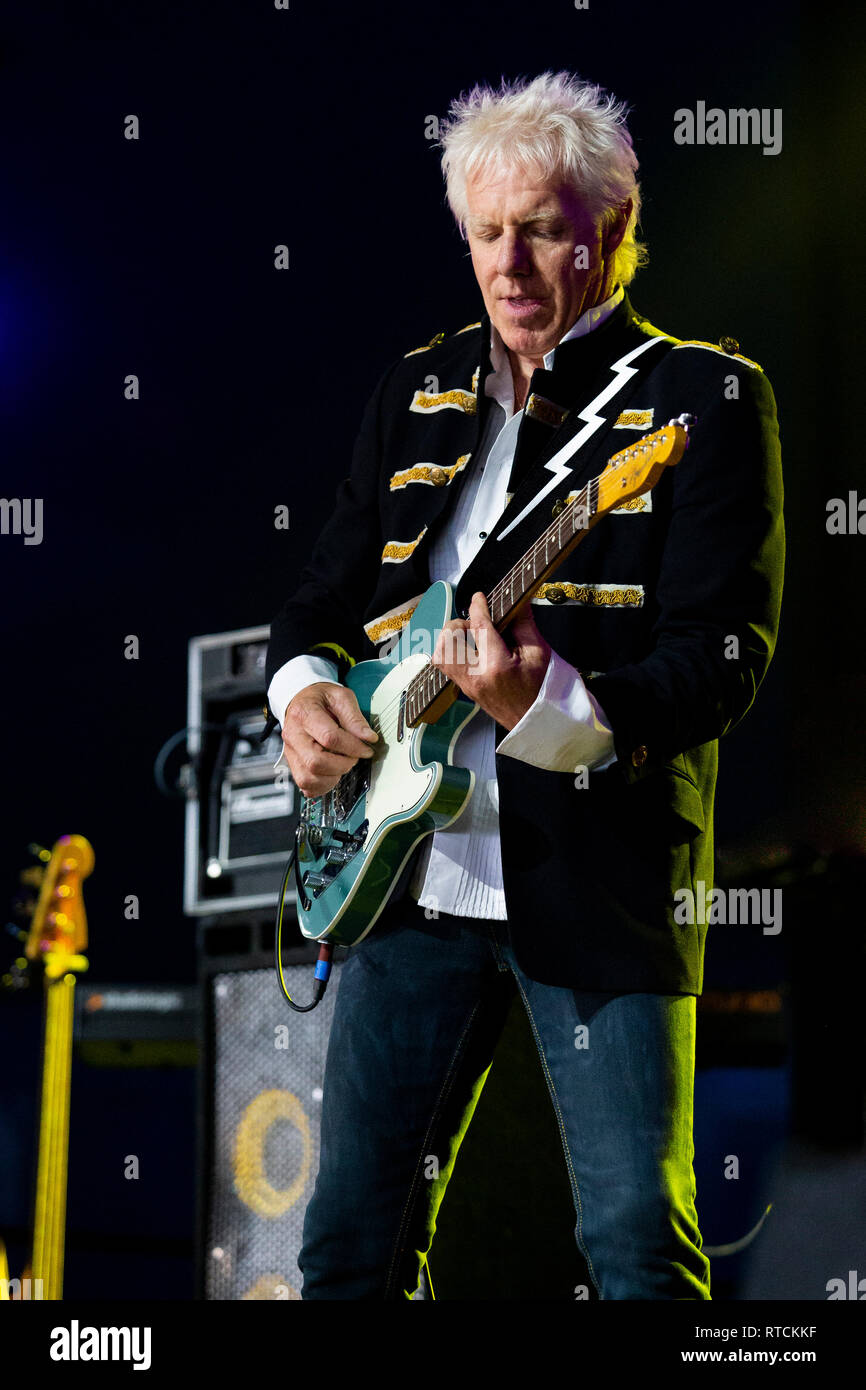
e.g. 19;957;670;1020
267;72;784;1299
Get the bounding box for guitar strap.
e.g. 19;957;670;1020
455;332;675;614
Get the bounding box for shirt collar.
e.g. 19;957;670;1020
486;284;625;415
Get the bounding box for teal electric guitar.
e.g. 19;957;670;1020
294;421;690;944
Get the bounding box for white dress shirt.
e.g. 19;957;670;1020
269;289;621;919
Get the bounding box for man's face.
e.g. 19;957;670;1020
464;167;613;367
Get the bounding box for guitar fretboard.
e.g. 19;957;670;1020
405;475;599;726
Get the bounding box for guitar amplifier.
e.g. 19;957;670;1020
198;954;343;1300
185;626;300;916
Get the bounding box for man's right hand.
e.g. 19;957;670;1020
280;682;378;797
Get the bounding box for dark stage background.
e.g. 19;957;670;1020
1;0;864;1303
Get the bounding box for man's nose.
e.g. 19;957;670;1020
496;231;532;277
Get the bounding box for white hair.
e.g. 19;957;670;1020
439;71;647;286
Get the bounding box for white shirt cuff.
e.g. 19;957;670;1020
495;650;617;773
268;654;341;770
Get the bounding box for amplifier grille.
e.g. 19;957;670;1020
204;964;342;1299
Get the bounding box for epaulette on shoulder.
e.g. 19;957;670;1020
403;319;481;357
672;336;764;372
404;331;445;357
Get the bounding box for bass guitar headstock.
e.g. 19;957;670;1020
24;835;94;980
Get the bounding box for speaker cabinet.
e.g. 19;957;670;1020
199;959;342;1300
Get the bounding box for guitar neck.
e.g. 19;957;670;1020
486;478;598;628
31;972;77;1300
406;477;599;726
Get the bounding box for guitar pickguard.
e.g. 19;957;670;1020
363;652;437;833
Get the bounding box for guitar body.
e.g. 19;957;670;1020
296;581;477;944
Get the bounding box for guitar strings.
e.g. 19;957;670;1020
367;478;594;738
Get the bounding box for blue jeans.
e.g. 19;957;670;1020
299;896;711;1300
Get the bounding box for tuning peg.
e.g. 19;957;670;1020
4;922;27;942
19;866;44;888
26;843;51;863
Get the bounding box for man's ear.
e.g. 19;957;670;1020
603;198;633;256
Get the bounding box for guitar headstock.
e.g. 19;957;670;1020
24;835;94;979
596;418;693;516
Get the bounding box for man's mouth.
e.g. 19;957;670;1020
501;296;546;317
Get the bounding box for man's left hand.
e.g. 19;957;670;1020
431;591;552;730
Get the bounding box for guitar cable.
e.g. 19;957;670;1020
260;710;334;1012
275;824;333;1013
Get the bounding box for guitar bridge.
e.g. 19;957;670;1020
333;760;371;822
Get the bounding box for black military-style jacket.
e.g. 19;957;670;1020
267;291;784;994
